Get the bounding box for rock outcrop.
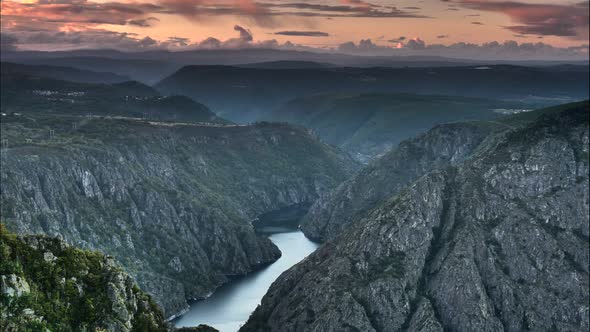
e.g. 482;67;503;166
0;226;168;332
301;121;498;242
0;115;357;315
242;101;589;331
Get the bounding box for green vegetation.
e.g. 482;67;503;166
0;224;167;332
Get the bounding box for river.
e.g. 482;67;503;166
173;225;319;331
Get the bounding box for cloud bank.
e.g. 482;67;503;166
452;0;589;39
0;0;588;60
335;38;588;60
274;31;330;37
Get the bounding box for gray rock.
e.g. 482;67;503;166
43;251;56;263
1;274;30;298
1;120;357;316
169;256;184;273
406;298;443;332
301;121;497;242
0;233;169;332
242;103;590;332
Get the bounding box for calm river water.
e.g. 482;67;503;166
173;226;319;331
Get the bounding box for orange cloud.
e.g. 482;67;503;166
1;0;159;26
1;0;587;54
456;0;589;38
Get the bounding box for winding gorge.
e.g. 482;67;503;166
1;58;589;332
0;113;356;318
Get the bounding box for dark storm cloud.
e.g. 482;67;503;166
1;0;162;26
234;25;253;42
452;0;589;38
274;31;330;37
166;36;190;46
260;2;429;18
127;17;160;27
387;36;406;43
0;29;157;51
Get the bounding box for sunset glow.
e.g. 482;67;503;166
1;0;589;59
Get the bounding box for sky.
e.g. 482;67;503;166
1;0;589;59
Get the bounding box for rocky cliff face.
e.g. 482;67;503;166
0;115;357;316
242;102;589;331
300;121;499;242
0;226;168;332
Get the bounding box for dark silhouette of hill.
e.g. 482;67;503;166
1;63;226;123
4;48;587;83
156;64;589;122
1;62;130;84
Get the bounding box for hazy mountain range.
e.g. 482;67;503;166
3;48;588;84
156;63;588;122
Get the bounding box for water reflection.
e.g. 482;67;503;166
173;226;319;331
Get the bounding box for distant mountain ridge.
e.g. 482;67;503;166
270;93;532;162
4;48;588;66
156;64;589;123
1;62;131;84
236;61;333;69
1;63;226;124
3;48;588;83
1;56;180;84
